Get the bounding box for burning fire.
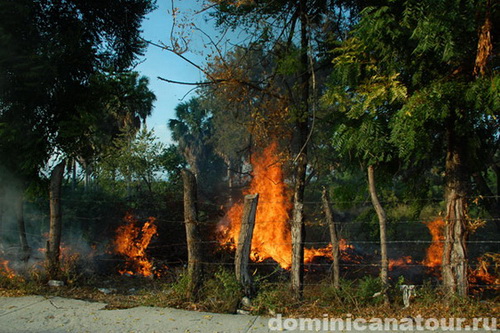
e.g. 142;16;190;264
422;218;445;269
0;260;15;279
218;142;498;291
469;253;500;287
218;142;358;269
219;142;293;268
114;214;157;277
389;256;415;270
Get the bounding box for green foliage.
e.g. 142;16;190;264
356;276;384;304
95;128;166;197
202;268;243;313
170;271;192;299
321;0;499;234
168;97;226;198
321;276;384;309
252;281;294;314
0;0;155;188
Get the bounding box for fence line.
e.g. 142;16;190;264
19;212;500;225
21;194;500;206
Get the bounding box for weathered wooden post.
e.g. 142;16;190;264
182;169;203;299
322;187;340;289
235;194;259;297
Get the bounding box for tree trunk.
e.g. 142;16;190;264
181;169;203;299
322;187;340;288
367;165;389;302
14;184;30;261
46;160;66;279
442;123;469;297
291;154;306;299
71;158;77;191
80;158;92;192
0;184;4;247
290;0;310;300
235;194;259;297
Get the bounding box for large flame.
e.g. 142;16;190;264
218;142;497;291
219;142;293;268
114;214;157;277
219;142;355;269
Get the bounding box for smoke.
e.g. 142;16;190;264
0;166;103;277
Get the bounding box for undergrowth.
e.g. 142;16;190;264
0;267;498;323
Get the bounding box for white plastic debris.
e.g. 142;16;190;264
48;280;64;287
236;309;251;315
98;288;117;294
241;296;252;308
400;284;416;308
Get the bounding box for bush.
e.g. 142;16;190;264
253;281;294;315
202;268;242;313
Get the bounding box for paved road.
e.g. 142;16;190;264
0;296;271;333
0;296;496;332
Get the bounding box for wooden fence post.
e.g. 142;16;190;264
182;169;203;299
322;187;340;289
235;194;259;297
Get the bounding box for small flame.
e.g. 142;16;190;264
114;213;157;277
469;254;500;289
389;256;414;270
0;260;15;279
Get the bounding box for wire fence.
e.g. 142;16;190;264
1;196;499;290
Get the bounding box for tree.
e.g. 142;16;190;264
324;0;499;297
322;36;406;297
96;128;166;198
75;71;156;190
0;0;155;272
168;97;225;199
206;0;367;297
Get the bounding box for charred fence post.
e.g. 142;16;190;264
235;194;259;297
182;169;203;299
322;187;340;289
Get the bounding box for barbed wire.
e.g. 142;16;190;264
19;212;500;225
23;195;500;206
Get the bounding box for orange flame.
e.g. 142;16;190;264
114;214;157;277
219;144;497;289
0;260;15;279
219;142;293;268
389;256;414;270
422;218;445;268
219;142;356;269
469;254;500;289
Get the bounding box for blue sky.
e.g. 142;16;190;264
135;0;212;144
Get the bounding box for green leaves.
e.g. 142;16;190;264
321;0;499;211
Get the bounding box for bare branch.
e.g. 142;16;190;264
157;77;220;86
